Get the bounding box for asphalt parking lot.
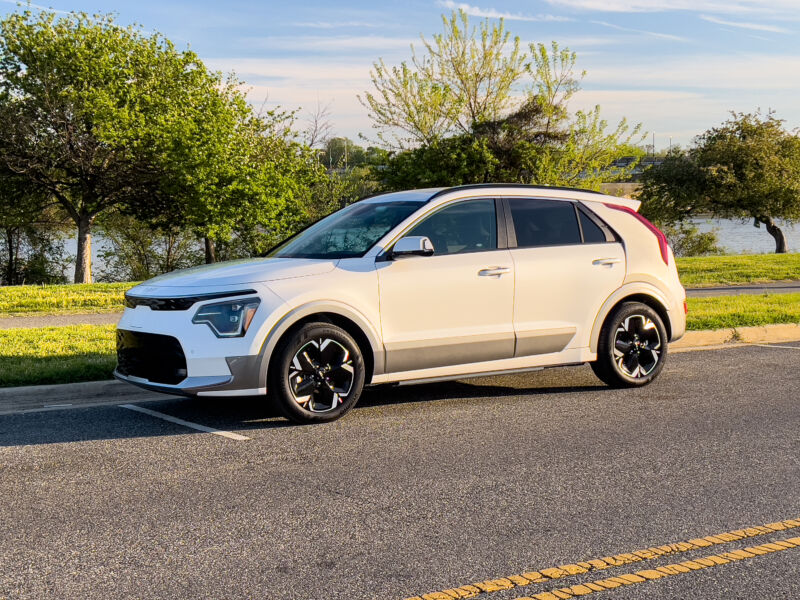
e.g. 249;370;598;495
1;342;799;600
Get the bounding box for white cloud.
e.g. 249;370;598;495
292;21;378;29
241;35;416;52
592;20;687;41
204;49;800;146
700;15;791;33
0;0;69;13
437;1;572;22
586;53;800;90
542;0;800;17
205;58;371;86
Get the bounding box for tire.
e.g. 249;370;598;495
269;322;366;424
591;302;668;388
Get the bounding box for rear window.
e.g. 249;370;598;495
508;199;581;247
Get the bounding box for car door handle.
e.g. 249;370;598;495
478;267;511;277
592;257;621;266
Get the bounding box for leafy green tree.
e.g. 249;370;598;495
95;213;202;282
359;10;526;148
319;138;388;170
365;11;641;190
144;106;329;263
660;223;722;258
0;10;293;281
640;112;800;253
0;170;69;284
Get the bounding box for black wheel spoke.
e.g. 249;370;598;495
288;338;354;413
613;314;662;378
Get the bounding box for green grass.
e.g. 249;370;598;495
0;282;131;317
676;253;800;287
686;293;800;331
2;293;800;387
0;324;116;387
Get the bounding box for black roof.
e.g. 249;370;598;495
427;183;603;201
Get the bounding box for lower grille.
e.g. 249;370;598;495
116;330;188;385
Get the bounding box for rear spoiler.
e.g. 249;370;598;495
597;195;641;212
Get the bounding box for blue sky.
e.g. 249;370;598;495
2;0;799;148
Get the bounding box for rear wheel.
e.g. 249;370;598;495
269;322;366;424
591;302;667;388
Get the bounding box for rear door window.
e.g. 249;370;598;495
507;199;582;248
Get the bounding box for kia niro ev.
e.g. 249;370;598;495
116;184;687;423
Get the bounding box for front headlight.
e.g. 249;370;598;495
192;298;260;338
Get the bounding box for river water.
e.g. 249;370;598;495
689;218;800;254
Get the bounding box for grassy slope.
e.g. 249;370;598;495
686;293;800;331
2;293;799;386
0;282;130;317
0;324;116;387
676;253;800;287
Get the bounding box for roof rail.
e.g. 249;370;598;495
426;183;604;202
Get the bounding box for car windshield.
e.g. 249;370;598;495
268;200;425;259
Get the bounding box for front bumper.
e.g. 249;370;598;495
114;284;287;397
113;369;233;397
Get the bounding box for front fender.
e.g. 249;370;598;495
256;300;385;388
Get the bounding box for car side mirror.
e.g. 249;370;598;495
391;236;435;259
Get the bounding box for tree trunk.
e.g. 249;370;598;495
204;236;216;264
758;216;788;254
74;214;93;283
4;229;15;285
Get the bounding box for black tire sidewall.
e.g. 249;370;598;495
270;323;366;423
599;302;668;387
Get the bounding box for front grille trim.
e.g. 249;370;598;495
116;330;188;385
124;289;258;311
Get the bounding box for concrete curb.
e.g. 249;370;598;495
0;380;164;414
0;312;122;330
671;323;800;350
1;324;798;410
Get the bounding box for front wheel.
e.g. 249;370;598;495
591;302;668;388
269;322;366;424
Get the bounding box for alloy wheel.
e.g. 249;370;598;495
288;338;355;413
613;314;662;378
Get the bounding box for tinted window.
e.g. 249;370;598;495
579;209;608;243
407;199;497;256
508;199;581;247
269;201;423;259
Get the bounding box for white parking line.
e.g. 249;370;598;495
752;343;800;350
121;404;250;441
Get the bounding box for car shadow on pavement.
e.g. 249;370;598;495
0;366;606;447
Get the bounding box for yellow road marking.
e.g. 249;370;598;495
513;536;800;600
403;517;800;600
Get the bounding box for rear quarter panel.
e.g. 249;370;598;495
582;200;687;345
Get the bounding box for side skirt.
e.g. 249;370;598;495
370;347;595;385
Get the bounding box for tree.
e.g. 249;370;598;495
95;212;202;282
304;99;334;149
364;11;641;190
0;10;271;281
359;10;526;149
639;112;800;253
0;169;69;284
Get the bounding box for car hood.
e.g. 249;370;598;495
133;258;337;290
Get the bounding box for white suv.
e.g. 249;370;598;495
116;185;687;423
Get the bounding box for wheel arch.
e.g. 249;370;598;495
590;285;673;354
259;302;383;388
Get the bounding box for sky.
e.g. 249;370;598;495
1;0;799;149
